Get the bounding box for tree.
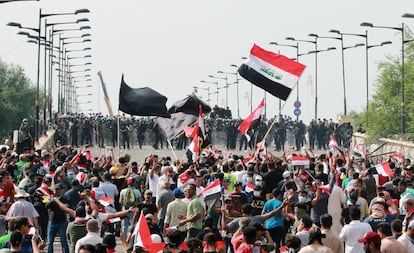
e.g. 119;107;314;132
356;29;414;140
0;58;37;141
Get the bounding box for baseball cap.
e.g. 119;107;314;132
144;189;153;195
173;188;184;198
44;175;53;183
357;232;381;243
282;171;291;178
127;177;134;186
109;166;118;175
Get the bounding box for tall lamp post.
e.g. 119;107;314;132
229;64;241;118
361;22;405;139
209;74;229;108
286;37;319;119
200;80;219;105
308;33;353;115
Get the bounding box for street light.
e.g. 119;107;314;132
229;64;241;118
193;86;217;103
14;7;90;141
361;22;405;139
286;36;319;119
200;80;219;105
209;74;229;108
309;33;354;115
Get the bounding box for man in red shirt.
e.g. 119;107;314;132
0;172;16;212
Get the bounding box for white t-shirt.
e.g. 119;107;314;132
148;173;159;197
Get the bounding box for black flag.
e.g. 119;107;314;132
119;75;170;118
168;94;211;116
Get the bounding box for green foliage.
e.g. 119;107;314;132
0;58;36;139
355;28;414;140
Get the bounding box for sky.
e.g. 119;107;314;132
0;0;413;124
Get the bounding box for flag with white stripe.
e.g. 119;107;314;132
200;179;222;201
238;44;306;100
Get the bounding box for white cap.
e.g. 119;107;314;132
282;171;291;178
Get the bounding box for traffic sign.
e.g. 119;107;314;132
294;108;301;116
294;100;301;108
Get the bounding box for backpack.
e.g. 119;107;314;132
123;188;137;209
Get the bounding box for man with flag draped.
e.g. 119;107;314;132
186;106;210;162
238;99;265;151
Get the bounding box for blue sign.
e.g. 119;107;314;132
294;100;301;108
294;108;301;116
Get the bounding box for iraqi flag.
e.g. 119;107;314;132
200;179;222;201
238;44;306;100
353;144;366;159
186;105;209;161
245;182;255;193
329;135;341;155
98;196;114;207
238;99;265;142
132;212;165;253
243;155;255;165
256;141;267;161
292;155;310;167
393;152;404;164
374;162;394;177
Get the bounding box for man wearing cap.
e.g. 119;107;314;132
165;188;187;239
377;222;408;253
46;183;70;253
32;174;53;241
120;177;141;236
358;231;382;253
398;220;414;253
6;190;39;231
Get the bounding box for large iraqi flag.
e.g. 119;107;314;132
238;44;306;100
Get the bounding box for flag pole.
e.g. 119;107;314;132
253;100;288;160
166;139;178;161
117;111;120;158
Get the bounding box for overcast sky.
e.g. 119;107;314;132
0;0;413;123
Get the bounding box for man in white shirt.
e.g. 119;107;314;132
398;220;414;253
74;219;102;253
340;205;372;253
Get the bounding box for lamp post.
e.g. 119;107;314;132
229;65;241;118
209;74;229;108
361;22;405;139
309;33;352;115
193;86;217;104
200;80;219;105
286;37;318;119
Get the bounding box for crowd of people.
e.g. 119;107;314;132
0;119;413;253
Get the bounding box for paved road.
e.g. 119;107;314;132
86;144;256;163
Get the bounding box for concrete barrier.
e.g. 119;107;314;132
352;132;414;159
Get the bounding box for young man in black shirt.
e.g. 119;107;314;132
46;183;70;253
